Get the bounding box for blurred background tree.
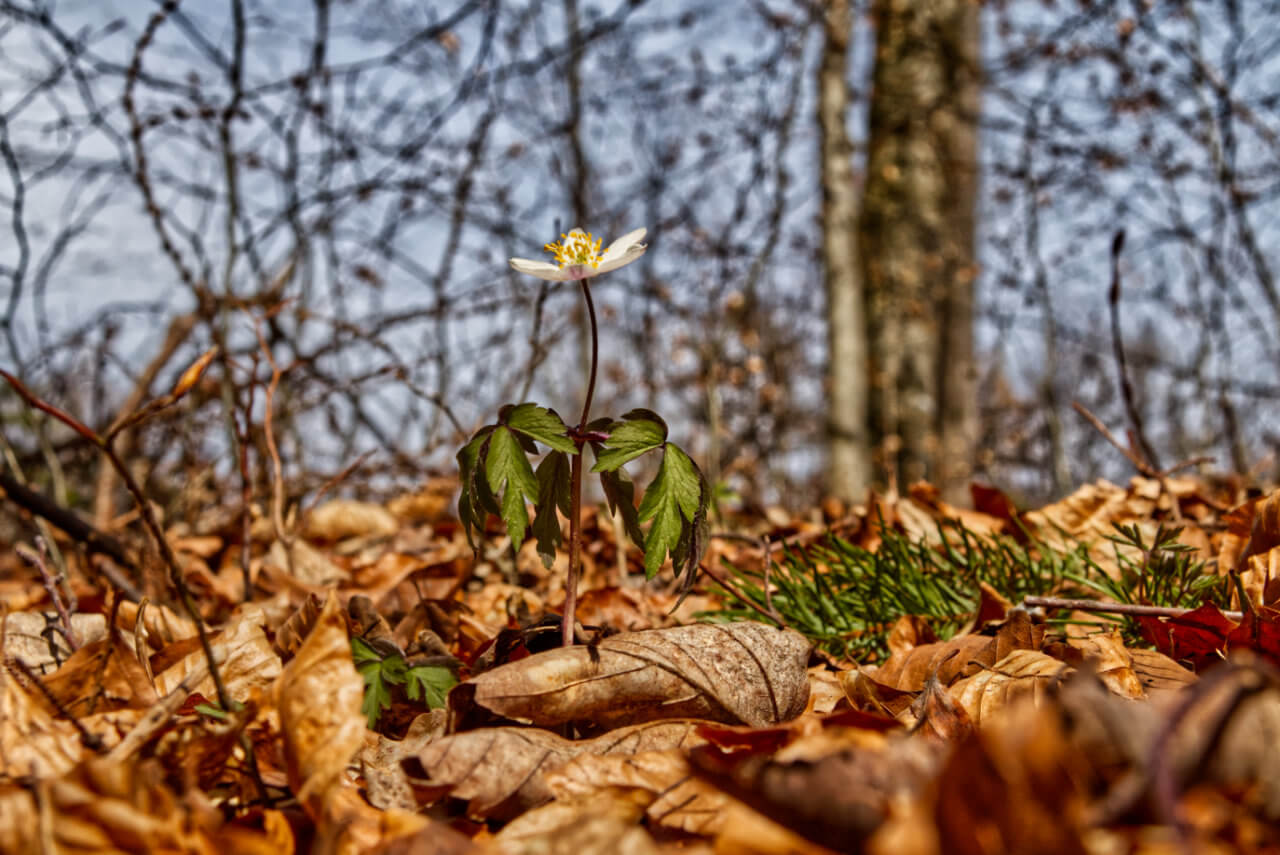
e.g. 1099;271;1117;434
2;0;1279;530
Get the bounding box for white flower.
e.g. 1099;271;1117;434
509;227;647;281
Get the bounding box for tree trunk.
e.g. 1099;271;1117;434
858;0;980;499
818;0;872;503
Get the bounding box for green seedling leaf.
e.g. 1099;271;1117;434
457;427;497;550
406;664;457;708
506;402;577;454
533;451;572;568
485;426;538;552
193;699;244;721
637;443;704;579
599;465;645;547
592;414;667;472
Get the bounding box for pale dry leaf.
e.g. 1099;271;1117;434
492;788;660;855
1;611;106;674
153;603;281;701
1059;631;1145;699
0;656;85;779
362;710;447;812
276;591;365;806
1127;646;1196;698
545;749;729;835
464;622;811;729
407;719;704;819
0;756;283;854
948;650;1071;726
304;498;399;541
265;537;348;586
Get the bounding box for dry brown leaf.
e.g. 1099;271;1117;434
1127;646;1196;697
362;710;447;811
871;609;1041;692
492;788;660;855
688;727;938;851
948;650;1071;726
1044;630;1146;699
265;537;348;586
1219;488;1280;607
305;498;399;541
545;749;728;835
406;719;705;819
153;603;281;701
275;591;364;806
461;623;810;730
0;756;282;854
1;611;107;674
933;696;1092;855
0;653;85;778
40;632;158;716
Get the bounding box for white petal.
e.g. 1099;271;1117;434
594;242;647;274
599;227;647;263
509;257;575;281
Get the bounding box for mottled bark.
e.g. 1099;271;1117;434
858;0;980;498
819;0;872;502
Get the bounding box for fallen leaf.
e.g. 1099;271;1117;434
948;650;1071;725
461;623;810;729
305;498;400;541
405;719;704;819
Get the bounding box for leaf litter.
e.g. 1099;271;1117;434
5;475;1280;852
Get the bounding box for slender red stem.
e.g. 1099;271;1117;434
563;278;599;647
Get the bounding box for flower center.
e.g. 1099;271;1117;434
544;231;603;270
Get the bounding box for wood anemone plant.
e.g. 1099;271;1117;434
458;227;709;647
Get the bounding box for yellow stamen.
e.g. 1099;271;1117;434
544;231;603;270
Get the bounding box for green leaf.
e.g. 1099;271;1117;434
533;451;571;568
506;403;577;454
599;466;645;547
456;427;496;550
637;444;704;579
485;426;538;552
406;664;457;708
592;415;667;473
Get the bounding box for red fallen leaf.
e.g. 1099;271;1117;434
1226;608;1280;664
1137;603;1280;668
970;482;1018;526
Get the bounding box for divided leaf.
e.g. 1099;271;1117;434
533;451;572;568
637;443;707;579
485;426;539;552
506;402;576;454
600;467;645;548
592;413;667;473
456;427;497;550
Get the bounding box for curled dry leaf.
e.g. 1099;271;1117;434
153;603;281;701
948;650;1071;726
871;609;1042;692
1220;488;1280;607
0;655;85;778
1044;631;1146;700
405;719;704;819
462;622;810;729
492;788;660;855
545;749;729;835
0;756;283;854
275;591;365;806
1;611;106;673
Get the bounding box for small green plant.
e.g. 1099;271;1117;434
459;228;710;647
351;637;456;729
1067;522;1232;639
705;520;1091;661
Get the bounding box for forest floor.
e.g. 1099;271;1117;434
3;470;1280;854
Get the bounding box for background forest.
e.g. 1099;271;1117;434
2;0;1278;522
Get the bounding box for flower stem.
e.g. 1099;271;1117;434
563;278;599;647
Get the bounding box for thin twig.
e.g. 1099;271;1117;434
1021;595;1243;622
7;657;106;753
16;541;78;651
1107;229;1162;472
